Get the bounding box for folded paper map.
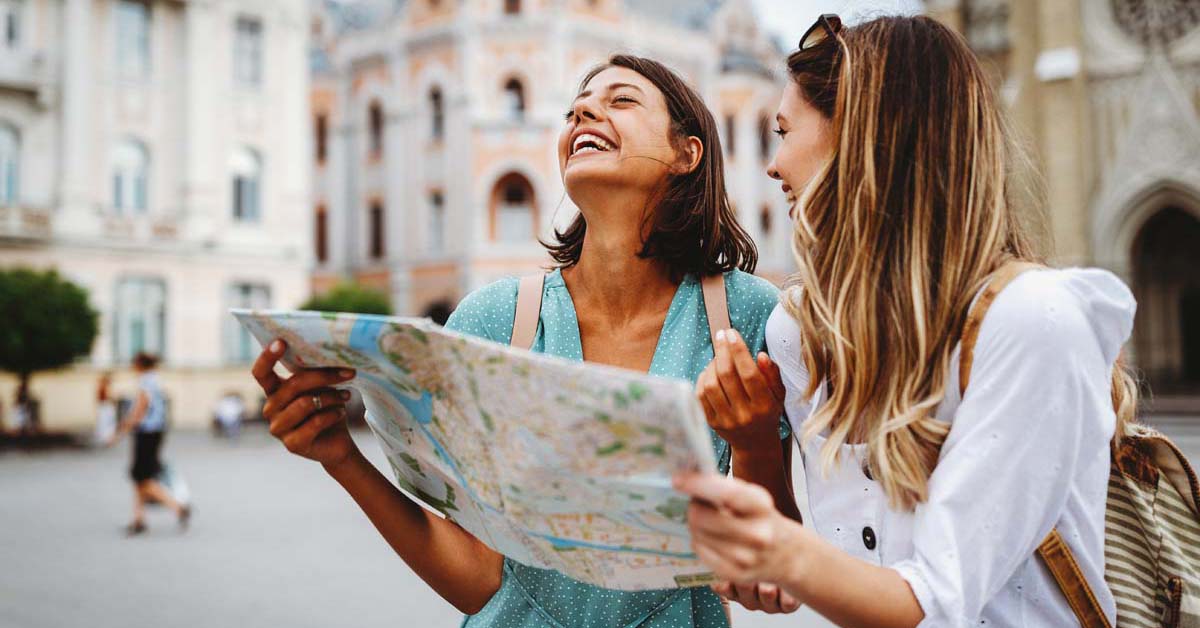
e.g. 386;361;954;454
231;309;719;590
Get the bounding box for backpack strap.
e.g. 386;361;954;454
514;273;729;350
511;274;545;350
958;260;1112;628
701;274;731;347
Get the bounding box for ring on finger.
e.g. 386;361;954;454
312;394;323;411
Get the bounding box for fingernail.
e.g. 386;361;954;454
339;390;351;401
729;330;740;344
340;369;355;379
715;330;726;343
270;340;284;354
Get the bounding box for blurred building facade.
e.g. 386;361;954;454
0;0;311;428
928;0;1200;408
307;0;790;319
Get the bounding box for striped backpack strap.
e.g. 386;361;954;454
511;274;545;350
958;260;1112;628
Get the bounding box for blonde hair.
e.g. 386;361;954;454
782;16;1136;510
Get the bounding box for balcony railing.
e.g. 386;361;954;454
0;49;55;101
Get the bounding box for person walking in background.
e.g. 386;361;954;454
108;352;191;536
94;372;117;446
212;391;245;440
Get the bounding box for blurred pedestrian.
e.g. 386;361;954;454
108;352;190;535
212;391;245;440
94;372;117;446
13;380;38;435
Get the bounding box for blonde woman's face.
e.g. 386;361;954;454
767;83;834;207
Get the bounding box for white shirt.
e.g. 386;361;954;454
766;268;1135;627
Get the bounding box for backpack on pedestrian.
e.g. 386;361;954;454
961;262;1200;628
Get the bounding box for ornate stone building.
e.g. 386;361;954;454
0;0;311;429
929;0;1200;409
308;0;790;320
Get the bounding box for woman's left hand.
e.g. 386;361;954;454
674;471;808;586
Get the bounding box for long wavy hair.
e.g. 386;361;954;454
782;16;1136;510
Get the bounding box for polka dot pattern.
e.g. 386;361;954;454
444;269;780;628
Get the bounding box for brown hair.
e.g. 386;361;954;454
780;16;1138;510
133;352;159;370
545;54;757;280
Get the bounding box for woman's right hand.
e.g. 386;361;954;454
252;339;360;469
696;329;786;454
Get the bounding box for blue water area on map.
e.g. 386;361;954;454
348;317;386;354
532;532;696;559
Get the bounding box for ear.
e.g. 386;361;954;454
672;136;704;175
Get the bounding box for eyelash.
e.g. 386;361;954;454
773;127;787;138
563;96;638;121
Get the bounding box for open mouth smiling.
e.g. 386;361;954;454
569;131;618;158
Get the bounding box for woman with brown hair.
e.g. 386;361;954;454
250;55;781;627
109;352;191;535
675;15;1135;627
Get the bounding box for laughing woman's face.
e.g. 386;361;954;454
558;67;692;202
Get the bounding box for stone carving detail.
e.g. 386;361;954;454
1112;0;1200;47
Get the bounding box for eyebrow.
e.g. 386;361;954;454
775;112;787;124
574;82;646;102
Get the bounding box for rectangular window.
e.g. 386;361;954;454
369;202;384;259
227;283;270;363
315;114;327;163
724;114;736;158
234;16;263;88
429;191;444;253
233;174;260;222
315;205;328;263
114;277;166;363
116;0;150;80
2;0;18;49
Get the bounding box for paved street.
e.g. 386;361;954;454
3;417;1198;628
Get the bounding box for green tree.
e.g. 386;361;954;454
300;281;392;315
0;268;99;407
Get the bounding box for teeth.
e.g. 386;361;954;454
572;133;614;155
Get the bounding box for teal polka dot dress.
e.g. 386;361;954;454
443;269;781;628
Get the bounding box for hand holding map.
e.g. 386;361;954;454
232;309;719;591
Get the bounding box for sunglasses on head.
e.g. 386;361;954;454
799;13;842;50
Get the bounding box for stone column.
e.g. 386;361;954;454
1030;0;1092;265
57;0;96;233
182;0;219;241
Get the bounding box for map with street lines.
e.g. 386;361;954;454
232;309;718;590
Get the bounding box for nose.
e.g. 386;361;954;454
766;163;781;180
571;97;601;123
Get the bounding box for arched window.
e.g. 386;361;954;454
230;147;262;222
0;122;18;206
503;78;525;122
490;172;536;243
429;87;445;140
504;0;520;15
112;139;149;214
368;100;384;157
758;114;772;161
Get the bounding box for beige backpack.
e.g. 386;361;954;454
962;262;1200;627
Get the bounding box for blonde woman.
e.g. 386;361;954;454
675;15;1135;627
